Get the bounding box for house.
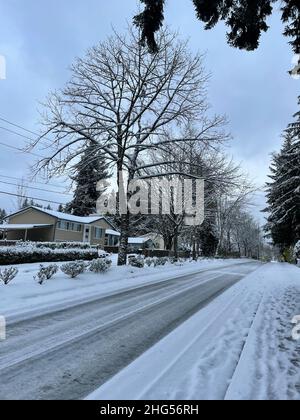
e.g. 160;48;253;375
139;233;165;250
1;206;120;248
128;237;156;252
105;229;120;247
1;206;166;251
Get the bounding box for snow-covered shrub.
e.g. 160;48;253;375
61;261;86;278
0;244;99;265
128;255;145;268
293;241;300;267
35;264;58;285
294;241;300;258
0;267;18;285
89;258;112;274
169;257;177;264
18;241;99;250
154;257;169;267
145;258;154;267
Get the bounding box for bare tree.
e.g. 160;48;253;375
140;128;242;259
231;211;262;258
33;28;228;265
215;180;256;256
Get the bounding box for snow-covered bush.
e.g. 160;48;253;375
154;257;169;267
293;241;300;267
18;241;99;250
128;255;145;268
0;244;99;265
35;264;58;285
61;261;86;278
145;258;154;267
294;241;300;258
0;267;18;285
89;258;112;274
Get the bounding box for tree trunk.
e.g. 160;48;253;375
215;229;224;257
164;235;173;252
173;230;179;261
237;243;241;257
192;233;197;261
118;213;130;266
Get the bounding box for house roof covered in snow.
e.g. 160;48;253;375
6;206;115;227
106;229;121;237
31;207;104;224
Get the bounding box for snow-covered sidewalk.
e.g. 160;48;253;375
87;263;300;401
0;257;249;320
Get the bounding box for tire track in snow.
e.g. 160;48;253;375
0;273;230;373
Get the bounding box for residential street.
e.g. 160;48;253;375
88;263;300;401
0;261;260;400
0;0;299;403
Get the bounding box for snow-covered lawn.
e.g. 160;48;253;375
0;257;248;320
87;262;300;401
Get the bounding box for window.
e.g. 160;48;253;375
57;220;82;232
94;227;104;239
105;234;119;247
73;223;82;232
57;220;68;230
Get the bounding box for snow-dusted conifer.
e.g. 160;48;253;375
264;97;300;252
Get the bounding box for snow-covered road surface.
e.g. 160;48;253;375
87;263;300;401
0;261;260;400
1;257;253;319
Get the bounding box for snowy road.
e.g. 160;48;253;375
88;263;300;401
0;261;260;400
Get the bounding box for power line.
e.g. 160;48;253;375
0;117;42;138
0;140;44;158
0;180;72;196
0;117;52;146
0;190;65;206
0;126;50;152
0;174;68;190
0;126;35;142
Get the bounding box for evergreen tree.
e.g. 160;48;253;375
0;209;7;224
57;204;65;213
264;98;300;251
134;0;300;73
20;198;43;209
21;198;30;209
198;220;219;257
0;208;6;240
65;144;110;216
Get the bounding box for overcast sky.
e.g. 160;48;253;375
0;0;298;220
